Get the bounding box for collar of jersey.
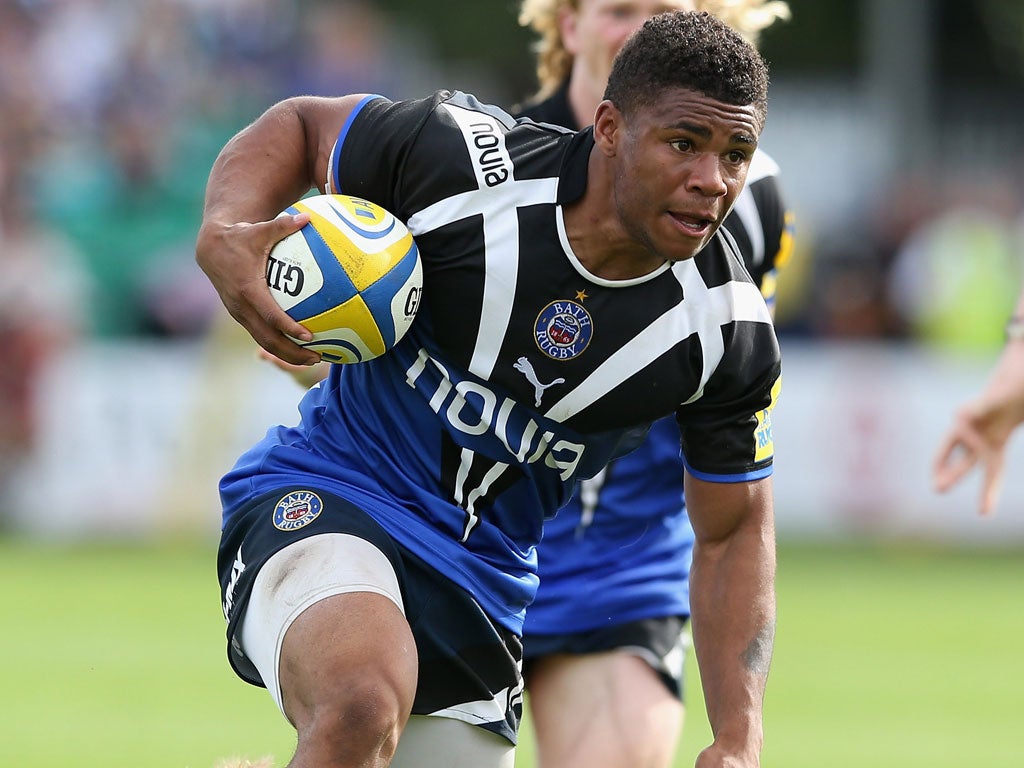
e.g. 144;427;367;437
555;205;672;287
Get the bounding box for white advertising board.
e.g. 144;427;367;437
8;339;1023;544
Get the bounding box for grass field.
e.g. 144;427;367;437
1;535;1021;767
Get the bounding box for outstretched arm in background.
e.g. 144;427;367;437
933;290;1024;516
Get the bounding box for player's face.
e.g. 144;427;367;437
561;0;694;109
600;88;761;263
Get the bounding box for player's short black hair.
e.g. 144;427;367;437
604;11;769;127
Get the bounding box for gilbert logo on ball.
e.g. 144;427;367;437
267;194;423;363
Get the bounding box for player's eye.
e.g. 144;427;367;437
670;138;693;152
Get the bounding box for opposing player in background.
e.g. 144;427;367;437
934;289;1024;516
196;12;780;768
514;2;792;766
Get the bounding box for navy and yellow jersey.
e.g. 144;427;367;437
728;150;795;312
219;91;781;633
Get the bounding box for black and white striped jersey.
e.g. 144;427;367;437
725;150;794;308
516;84;792;639
220;90;781;631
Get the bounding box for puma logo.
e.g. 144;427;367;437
514;356;565;407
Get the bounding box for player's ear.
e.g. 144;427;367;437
593;100;621;157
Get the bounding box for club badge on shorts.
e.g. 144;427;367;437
272;490;324;531
534;299;593;360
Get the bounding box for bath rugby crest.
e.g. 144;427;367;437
535;299;593;359
222;90;781;639
272;491;323;531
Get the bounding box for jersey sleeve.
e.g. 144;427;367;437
327;92;446;219
328;90;522;225
675;321;781;482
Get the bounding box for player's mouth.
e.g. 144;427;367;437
669;211;716;239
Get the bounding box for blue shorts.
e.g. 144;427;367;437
217;487;524;744
523;615;689;699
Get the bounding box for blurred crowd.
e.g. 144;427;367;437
777;171;1024;351
3;0;1022;344
0;0;441;493
1;0;1023;492
0;0;425;338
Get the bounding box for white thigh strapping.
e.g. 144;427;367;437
390;715;515;768
238;533;405;714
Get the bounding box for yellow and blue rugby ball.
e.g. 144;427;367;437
267;194;423;363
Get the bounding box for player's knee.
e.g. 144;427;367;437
297;677;409;765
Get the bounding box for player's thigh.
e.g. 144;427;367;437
279;589;418;730
390;715;515;768
240;531;418;731
528;651;683;768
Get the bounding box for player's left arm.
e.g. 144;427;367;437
686;473;775;768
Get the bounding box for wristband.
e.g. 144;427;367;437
1006;315;1024;342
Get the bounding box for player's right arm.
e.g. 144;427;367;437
686;474;775;768
195;94;368;365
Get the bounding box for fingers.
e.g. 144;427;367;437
221;280;316;365
257;349;331;388
933;413;981;490
932;433;978;493
256;347;313;375
200;211;322;365
244;212;322;365
265;212;315;340
932;413;1005;516
979;445;1006;517
251;321;321;367
273;210;311;232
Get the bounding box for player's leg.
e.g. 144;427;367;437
527;650;683;768
390;715;515;768
239;531;417;768
523;617;688;768
221;488;522;768
279;592;416;766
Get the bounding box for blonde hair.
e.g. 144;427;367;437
518;0;790;98
518;0;577;100
698;0;791;45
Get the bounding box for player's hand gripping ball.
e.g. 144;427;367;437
267;194;423;363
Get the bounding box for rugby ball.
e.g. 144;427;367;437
267;194;423;363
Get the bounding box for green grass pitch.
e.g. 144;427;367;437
1;536;1021;767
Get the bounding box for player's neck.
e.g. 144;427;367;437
562;151;668;282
